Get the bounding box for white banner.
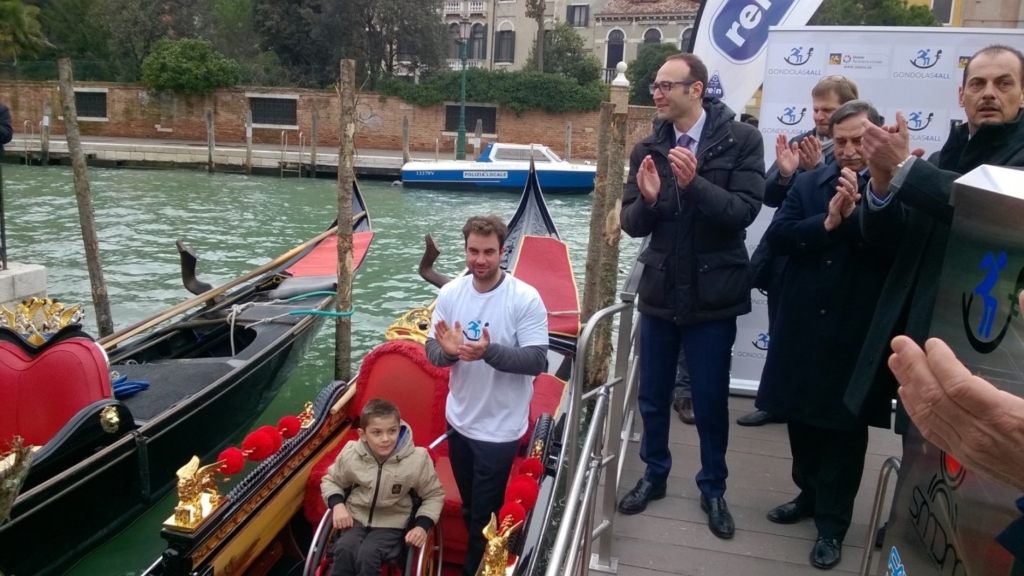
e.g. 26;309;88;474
690;0;825;115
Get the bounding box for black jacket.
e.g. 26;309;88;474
755;163;894;430
0;103;12;154
846;111;1024;428
621;98;764;325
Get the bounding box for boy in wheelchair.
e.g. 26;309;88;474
321;398;445;576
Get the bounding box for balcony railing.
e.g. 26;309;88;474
447;59;487;70
469;0;485;13
443;1;462;14
601;68;616;83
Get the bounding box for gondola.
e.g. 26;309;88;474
0;183;373;576
141;160;580;576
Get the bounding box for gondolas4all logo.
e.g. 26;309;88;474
462;319;489;342
709;0;801;64
962;250;1024;353
784;46;813;66
752;332;769;350
910;48;943;69
906;111;934;131
777;106;806;126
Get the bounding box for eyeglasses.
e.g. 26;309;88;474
649;80;697;95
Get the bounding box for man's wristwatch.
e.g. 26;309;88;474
890;154;915;177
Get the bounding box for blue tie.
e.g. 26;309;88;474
677;133;694;151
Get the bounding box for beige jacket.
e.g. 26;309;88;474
320;422;444;530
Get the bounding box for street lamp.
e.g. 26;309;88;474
456;20;471;160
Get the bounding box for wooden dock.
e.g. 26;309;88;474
604;396;901;576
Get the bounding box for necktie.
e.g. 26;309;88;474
676;134;694;151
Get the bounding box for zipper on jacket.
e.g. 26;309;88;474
367;459;384;525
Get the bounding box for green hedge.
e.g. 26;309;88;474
376;68;608;114
142;39;240;94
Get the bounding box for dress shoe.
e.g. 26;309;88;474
736;409;785;427
700;495;735;539
674;397;695;425
617;478;666;515
810;537;842;569
767;500;813;524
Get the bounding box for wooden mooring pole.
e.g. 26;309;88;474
310;110;319;178
334;59;357;382
245;110;253;175
473;119;483;158
564;122;572;161
205;108;215;173
401;115;411;164
41;101;51;165
57;58;114;337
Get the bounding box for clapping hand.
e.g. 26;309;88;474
862;111;924;197
798;136;823;171
824;168;861;231
775;134;800;179
668;146;698;189
457;327;490;362
636;155;661;205
433;320;464;356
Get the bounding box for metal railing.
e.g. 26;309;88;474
547;247;646;576
858;457;901;576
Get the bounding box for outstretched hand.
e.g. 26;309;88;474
434;320;464;356
888;298;1024;493
775;134;800;178
636;155;661;205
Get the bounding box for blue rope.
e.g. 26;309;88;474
288;308;355;318
112;373;150;399
286;291;337;302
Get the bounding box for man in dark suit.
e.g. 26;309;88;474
755;100;893;570
846;44;1024;430
0;102;11;153
617;52;764;540
739;75;860;427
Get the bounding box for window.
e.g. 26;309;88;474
567;5;589;27
606;30;624;68
643;28;662;45
493;148;551;162
75;91;107;119
449;23;462;59
470;23;487;60
249;97;297;126
495;30;515;63
445;105;496;133
931;0;953;24
680;28;693;52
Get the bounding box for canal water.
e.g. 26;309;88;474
0;163;635;574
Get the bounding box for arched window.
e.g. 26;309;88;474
449;23;461;59
643;28;662;45
470;23;487;60
680;28;693;52
606;29;624;69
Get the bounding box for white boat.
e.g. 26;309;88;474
401;143;595;194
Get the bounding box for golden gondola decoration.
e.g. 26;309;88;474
0;297;84;345
383;304;434;344
481;513;523;576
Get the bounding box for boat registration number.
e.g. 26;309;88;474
464;171;507;179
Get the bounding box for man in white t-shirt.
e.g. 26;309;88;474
425;214;549;576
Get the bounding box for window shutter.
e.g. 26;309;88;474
483;24;488;60
566;5;572;21
510;31;515;63
583;6;589;27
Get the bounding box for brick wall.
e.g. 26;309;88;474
0;81;657;159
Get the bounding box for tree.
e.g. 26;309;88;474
627;43;680;105
524;21;601;86
810;0;940;26
0;0;52;63
90;0;168;80
142;38;240;94
525;0;544;73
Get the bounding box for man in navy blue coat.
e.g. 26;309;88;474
755;101;894;570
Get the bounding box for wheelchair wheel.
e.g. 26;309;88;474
303;511;334;576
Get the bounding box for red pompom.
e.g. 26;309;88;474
497;501;527;534
218;446;246;476
506;475;540;511
242;429;276;461
517;457;544;480
278;415;302;439
259;425;283;452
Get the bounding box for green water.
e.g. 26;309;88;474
1;163;625;574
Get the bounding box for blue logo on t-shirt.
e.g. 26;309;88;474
463;320;488;342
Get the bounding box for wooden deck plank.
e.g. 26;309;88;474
598;397;901;575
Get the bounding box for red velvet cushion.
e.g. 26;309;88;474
0;338;111;447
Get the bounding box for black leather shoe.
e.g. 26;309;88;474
700;495;735;539
810;537;842;569
617;478;667;515
736;409;785;427
767;500;813;524
675;397;695;425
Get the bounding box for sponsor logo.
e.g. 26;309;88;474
463;171;507;179
777;106;806;126
767;67;822;76
843;54;852;63
829;53;841;65
710;0;799;64
910;48;943;69
752;332;770;350
958;55;970;69
941;452;966;489
736;350;766;359
784;46;813;65
892;70;952;79
906;111;934;132
909;467;965;574
961;250;1024;354
462;319;490;342
706;71;726;99
887;546;906;576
